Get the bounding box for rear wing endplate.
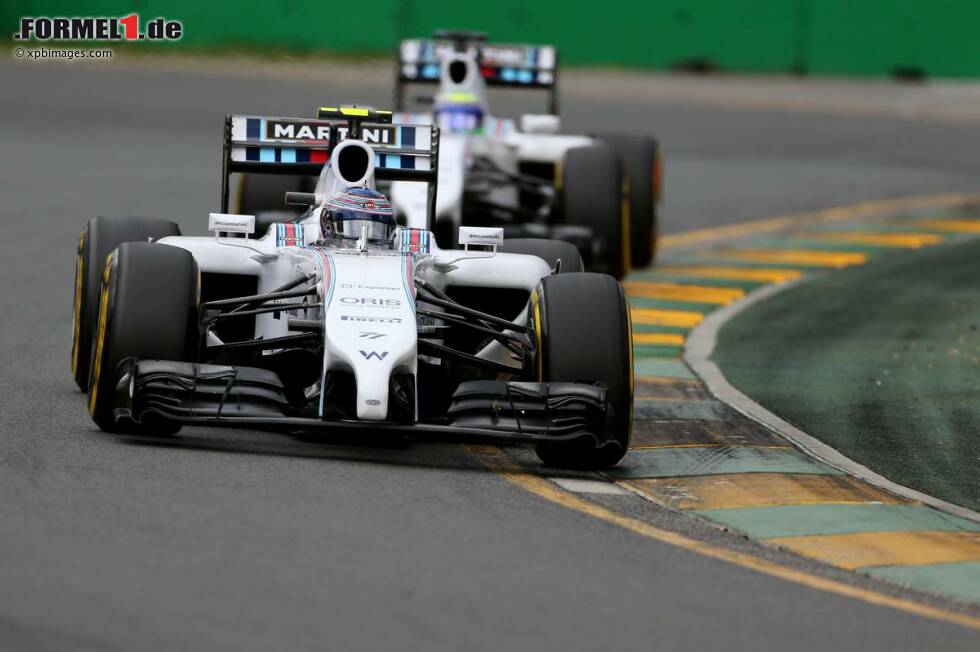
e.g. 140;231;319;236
220;109;440;227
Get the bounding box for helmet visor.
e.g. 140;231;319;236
332;209;396;243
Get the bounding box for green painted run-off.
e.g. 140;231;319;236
714;235;980;511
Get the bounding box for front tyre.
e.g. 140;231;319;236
87;242;199;434
531;273;633;469
72;216;181;391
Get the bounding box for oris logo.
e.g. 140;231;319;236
340;297;401;307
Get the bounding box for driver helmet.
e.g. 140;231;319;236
434;91;485;134
320;187;396;245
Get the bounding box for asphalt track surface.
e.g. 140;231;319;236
2;60;980;650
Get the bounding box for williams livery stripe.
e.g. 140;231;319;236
401;251;417;313
485;117;515;138
275;223;305;247
313;249;336;418
399;228;430;254
397;229;423;311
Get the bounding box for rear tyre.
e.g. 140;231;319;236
87;242;199;434
498;238;584;273
237;173;313;234
597;134;661;268
560;144;629;279
432;216;459;252
72;217;181;391
531;273;633;469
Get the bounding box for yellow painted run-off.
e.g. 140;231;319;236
655;265;803;283
766;531;980;570
624;473;908;511
810;232;945;249
622;280;745;304
633;332;686;346
912;219;980;233
713;249;868;268
630;307;704;328
658;192;980;251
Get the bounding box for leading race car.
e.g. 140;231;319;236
71;108;634;469
391;30;664;275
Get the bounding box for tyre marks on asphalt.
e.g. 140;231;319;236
619;206;980;605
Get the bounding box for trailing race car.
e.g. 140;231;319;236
391;30;664;275
71;108;634;469
236;32;663;278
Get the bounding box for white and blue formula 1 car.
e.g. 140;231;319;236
390;30;664;276
70;108;634;469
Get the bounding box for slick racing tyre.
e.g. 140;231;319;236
560;143;629;279
87;242;199;435
530;273;633;469
498;238;585;273
72;216;181;391
597;134;661;268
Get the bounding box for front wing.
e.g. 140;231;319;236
111;358;622;451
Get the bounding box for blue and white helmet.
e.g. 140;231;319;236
434;91;485;134
320;187;396;244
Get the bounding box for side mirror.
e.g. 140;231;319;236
459;226;504;252
209;213;255;237
520;114;561;134
285;192;323;207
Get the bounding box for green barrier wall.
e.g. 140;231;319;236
5;1;980;78
806;0;980;78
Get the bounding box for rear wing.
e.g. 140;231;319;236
220;108;440;227
395;32;559;114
